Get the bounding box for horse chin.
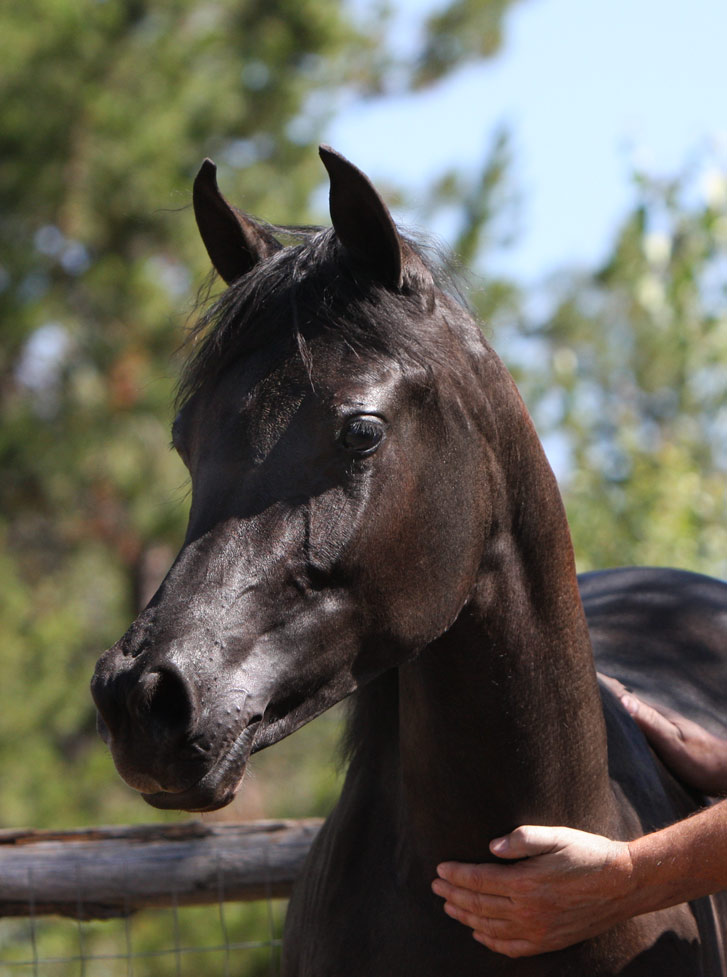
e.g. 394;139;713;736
141;719;262;813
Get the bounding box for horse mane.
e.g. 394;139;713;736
177;223;474;411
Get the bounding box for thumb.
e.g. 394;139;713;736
489;825;568;860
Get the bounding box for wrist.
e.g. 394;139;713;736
607;840;641;915
626;828;693;918
625;805;727;916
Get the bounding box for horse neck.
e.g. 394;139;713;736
395;393;616;874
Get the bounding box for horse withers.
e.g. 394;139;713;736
91;147;727;975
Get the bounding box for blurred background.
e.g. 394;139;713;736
0;0;725;965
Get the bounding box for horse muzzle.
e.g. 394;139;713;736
90;643;266;812
140;717;262;812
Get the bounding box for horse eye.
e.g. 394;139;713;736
340;416;384;455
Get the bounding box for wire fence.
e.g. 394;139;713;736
0;820;320;977
0;900;286;977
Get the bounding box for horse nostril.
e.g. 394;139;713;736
142;668;195;735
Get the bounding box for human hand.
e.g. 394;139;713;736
432;825;635;957
600;674;727;795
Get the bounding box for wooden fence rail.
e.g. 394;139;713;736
0;819;322;921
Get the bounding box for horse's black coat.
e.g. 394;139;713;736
92;149;727;975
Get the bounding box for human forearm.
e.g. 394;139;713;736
625;799;727;915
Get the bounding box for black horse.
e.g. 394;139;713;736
92;148;727;975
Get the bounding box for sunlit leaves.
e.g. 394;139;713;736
523;163;727;577
413;0;528;88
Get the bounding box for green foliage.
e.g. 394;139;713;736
517;166;727;575
412;0;530;88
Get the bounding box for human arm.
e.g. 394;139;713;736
432;799;727;958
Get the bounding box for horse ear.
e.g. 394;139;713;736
319;145;404;289
193;159;281;285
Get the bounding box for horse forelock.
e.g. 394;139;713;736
176;224;483;411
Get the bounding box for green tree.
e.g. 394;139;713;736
512;165;727;576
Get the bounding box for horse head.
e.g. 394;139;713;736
91;148;509;812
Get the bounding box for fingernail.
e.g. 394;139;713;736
621;694;638;716
490;836;508;854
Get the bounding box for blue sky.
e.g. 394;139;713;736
326;0;727;283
